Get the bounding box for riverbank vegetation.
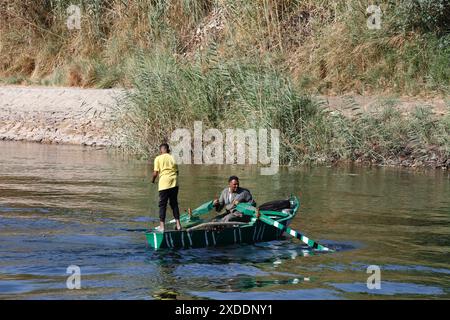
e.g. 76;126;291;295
2;1;449;94
1;0;449;167
115;52;449;168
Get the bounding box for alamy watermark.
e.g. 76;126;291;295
66;5;81;30
367;5;382;30
66;265;81;289
366;265;381;289
170;121;279;175
65;4;382;31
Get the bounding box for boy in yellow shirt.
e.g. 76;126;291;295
152;143;181;232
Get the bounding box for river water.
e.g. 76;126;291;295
0;141;449;299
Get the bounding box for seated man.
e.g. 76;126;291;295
213;176;255;222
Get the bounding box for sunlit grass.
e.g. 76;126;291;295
1;0;448;95
115;51;450;167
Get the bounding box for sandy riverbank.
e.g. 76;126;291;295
0;86;125;147
0;86;447;147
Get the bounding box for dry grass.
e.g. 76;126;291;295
0;0;448;95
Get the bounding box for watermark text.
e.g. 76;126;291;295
170;121;279;175
366;265;381;289
66;265;81;289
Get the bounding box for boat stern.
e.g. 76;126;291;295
145;231;165;250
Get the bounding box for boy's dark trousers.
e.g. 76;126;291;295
159;186;180;222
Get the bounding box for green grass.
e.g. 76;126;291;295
114;49;450;167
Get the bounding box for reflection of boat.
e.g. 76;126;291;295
145;196;300;250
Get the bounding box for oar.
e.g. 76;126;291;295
256;213;333;252
236;203;332;251
168;200;214;224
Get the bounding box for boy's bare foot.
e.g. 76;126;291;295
175;219;182;231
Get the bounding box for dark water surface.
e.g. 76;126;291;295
0;141;449;299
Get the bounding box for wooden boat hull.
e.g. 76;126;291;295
145;219;292;250
145;196;300;250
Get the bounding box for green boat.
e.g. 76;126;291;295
145;196;301;250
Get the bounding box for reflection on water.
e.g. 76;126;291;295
0;141;449;299
329;281;445;296
190;288;342;300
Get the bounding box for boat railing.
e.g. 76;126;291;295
186;221;248;232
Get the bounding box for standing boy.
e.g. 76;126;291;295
152;143;181;231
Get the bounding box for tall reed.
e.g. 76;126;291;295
115;48;450;167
